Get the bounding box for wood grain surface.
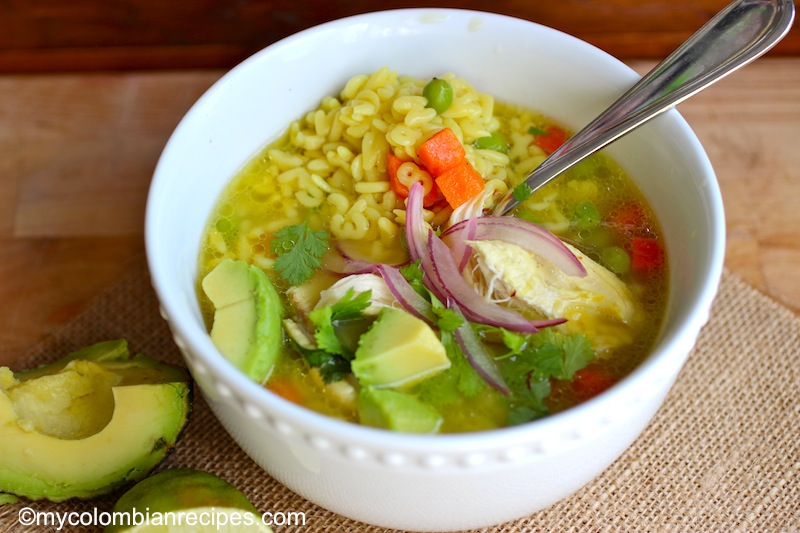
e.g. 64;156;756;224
0;0;798;72
1;58;799;368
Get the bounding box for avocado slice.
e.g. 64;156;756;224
358;387;442;433
106;469;271;533
351;307;450;388
202;259;283;383
0;339;192;502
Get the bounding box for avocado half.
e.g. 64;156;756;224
0;339;192;502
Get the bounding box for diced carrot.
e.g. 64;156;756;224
387;153;409;197
531;125;567;154
268;379;303;404
573;367;615;402
387;153;405;181
422;183;443;207
435;159;485;209
631;237;665;274
418;128;466;176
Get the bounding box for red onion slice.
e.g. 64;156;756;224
405;182;428;264
427;229;547;333
447;213;477;272
405;183;449;302
374;263;436;325
449;300;510;395
442;216;587;277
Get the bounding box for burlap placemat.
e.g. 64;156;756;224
1;263;798;532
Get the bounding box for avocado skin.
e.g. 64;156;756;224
0;340;193;502
202;259;284;383
105;469;258;533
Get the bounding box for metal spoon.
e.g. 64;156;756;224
492;0;795;216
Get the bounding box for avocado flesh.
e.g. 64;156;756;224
7;360;119;439
358;387;442;433
0;340;192;502
202;259;283;383
352;307;450;388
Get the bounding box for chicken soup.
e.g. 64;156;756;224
197;67;669;433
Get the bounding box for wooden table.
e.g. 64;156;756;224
1;58;799;368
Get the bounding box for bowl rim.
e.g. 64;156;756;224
145;7;726;453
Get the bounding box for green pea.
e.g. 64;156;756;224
215;218;233;234
600;246;631;275
574;201;600;229
474;132;509;153
568;156;600;180
423;78;454;114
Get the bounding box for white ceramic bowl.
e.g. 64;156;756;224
146;9;725;531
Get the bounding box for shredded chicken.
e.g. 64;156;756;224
444;188;492;230
286;270;340;315
469;240;640;351
314;273;396;315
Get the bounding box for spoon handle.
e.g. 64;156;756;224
493;0;795;216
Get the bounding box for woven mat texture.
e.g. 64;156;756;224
1;265;798;532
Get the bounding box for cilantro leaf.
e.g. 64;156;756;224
430;296;464;333
528;126;548;136
271;220;329;285
400;260;424;285
399;259;430;299
512;182;533;203
328;288;373;322
507;406;542;426
307;289;372;358
507;376;552;425
290;341;350;383
560;333;594;380
416;329;487;406
530;342;564;379
490;327;528;359
497;328;596;425
308;305;341;355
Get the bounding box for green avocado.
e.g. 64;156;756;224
351;307;450;388
202;259;283;383
0;339;192;502
106;469;270;533
358;387;442;433
0;493;19;505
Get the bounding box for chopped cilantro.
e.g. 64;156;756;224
296;288;372;383
491;327;596;425
290;340;350;383
416;329;487;406
308;289;372;358
430;296;464;333
560;333;594;380
399;260;424;285
528;126;548;136
494;328;527;359
512;182;533;203
270;220;329;285
399;259;430;299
